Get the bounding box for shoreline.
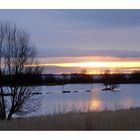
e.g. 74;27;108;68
1;107;140;130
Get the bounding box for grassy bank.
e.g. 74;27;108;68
0;108;140;130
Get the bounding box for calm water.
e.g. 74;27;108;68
34;84;140;116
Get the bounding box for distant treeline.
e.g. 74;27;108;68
42;71;140;85
0;73;43;86
1;71;140;86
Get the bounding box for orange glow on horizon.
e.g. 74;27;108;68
41;61;140;68
30;56;140;74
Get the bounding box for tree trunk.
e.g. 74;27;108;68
0;91;6;120
7;110;14;120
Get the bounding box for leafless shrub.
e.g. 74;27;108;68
0;22;42;120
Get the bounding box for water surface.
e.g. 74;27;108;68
34;84;140;116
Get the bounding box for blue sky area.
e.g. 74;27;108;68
0;10;140;58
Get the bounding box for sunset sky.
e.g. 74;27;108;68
0;9;140;74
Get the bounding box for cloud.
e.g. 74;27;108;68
0;10;140;58
37;48;140;58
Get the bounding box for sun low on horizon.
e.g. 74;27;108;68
37;56;140;74
2;10;140;74
1;9;140;131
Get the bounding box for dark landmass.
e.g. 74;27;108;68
1;70;140;86
42;71;140;85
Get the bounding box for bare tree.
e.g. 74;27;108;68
0;22;42;120
102;70;119;90
102;70;111;90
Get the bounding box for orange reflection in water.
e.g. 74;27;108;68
89;99;102;111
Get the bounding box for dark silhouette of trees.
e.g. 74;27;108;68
0;22;42;120
130;71;140;83
70;73;93;83
102;70;120;90
102;70;111;89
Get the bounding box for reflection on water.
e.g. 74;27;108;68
89;99;102;111
35;84;140;116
